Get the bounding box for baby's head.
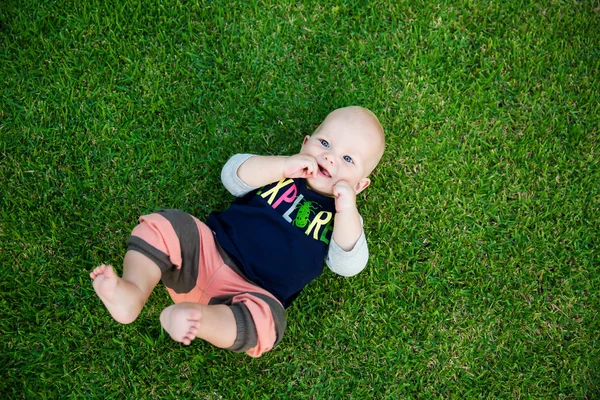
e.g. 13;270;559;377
300;106;385;197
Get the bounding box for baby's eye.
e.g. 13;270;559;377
320;139;330;148
343;155;353;163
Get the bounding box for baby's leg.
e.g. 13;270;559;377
90;250;161;324
161;290;286;357
159;303;236;348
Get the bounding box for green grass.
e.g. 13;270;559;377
1;0;599;398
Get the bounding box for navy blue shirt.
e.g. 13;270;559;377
206;178;336;308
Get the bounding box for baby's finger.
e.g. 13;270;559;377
333;184;343;197
334;180;348;191
301;164;312;178
306;158;318;178
332;182;340;196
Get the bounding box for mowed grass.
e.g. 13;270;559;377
1;0;599;397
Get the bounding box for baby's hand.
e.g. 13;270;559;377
282;155;318;179
333;180;357;213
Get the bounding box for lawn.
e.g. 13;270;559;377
1;0;599;398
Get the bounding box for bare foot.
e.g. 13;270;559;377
90;264;142;324
160;303;203;345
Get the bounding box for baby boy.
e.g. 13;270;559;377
90;106;385;357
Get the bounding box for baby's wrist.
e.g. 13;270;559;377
335;195;358;213
278;156;287;177
335;204;359;217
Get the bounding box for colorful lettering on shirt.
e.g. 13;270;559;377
259;179;295;205
305;211;333;240
282;194;304;223
272;184;298;209
258;179;333;244
319;222;334;244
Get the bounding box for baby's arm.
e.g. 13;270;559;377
221;153;320;196
326;220;369;277
332;181;363;250
237;154;319;187
220;154;259;197
326;180;369;276
235;156;289;188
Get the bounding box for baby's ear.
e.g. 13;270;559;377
354;177;371;194
302;135;311;146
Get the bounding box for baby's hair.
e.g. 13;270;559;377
345;106;386;166
351;106;385;141
315;106;384;136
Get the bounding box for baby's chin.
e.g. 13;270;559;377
305;178;335;197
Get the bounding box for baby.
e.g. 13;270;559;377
90;106;385;357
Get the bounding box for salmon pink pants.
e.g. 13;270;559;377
126;209;286;357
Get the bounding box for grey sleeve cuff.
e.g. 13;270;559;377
221;154;259;197
325;229;369;277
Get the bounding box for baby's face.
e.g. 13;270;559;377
300;109;384;197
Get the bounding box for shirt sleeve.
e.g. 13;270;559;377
325;217;369;277
220;154;258;197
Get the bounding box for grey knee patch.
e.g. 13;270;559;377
126;236;172;271
156;209;200;293
209;292;287;353
228;302;258;353
250;292;286;346
127;209;201;294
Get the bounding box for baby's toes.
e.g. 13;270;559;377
90;266;104;278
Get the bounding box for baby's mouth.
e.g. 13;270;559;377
318;164;331;178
